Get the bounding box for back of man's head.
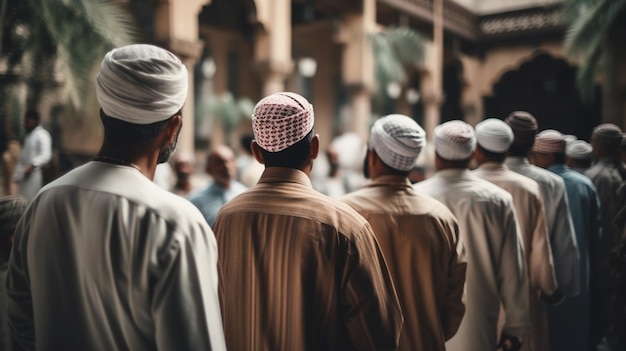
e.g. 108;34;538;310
591;123;622;159
251;92;315;169
433;120;476;169
368;114;425;175
96;44;188;143
475;118;513;163
505;111;538;156
0;195;28;260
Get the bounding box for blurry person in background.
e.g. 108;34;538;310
532;129;601;351
341;114;466;351
238;134;264;187
472;119;558;351
585;123;626;347
171;151;203;197
189;144;246;227
11;110;52;201
6;44;226;351
0;195;28;351
565;140;594;174
504;111;579;311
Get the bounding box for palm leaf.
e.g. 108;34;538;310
565;0;626;56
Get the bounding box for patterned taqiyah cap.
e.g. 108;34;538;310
566;140;593;159
96;44;188;124
369;114;426;171
533;129;566;154
475;118;513;153
252;92;314;152
592;123;622;141
434;120;476;161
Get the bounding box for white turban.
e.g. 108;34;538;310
434;120;476;161
368;114;426;171
252;92;314;152
96;44;188;124
533;129;566;154
566;140;593;159
475;118;513;153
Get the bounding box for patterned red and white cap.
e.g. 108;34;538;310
252;92;314;152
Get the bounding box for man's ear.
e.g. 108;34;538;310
165;114;183;144
251;141;265;164
309;134;320;160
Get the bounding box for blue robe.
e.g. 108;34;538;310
547;163;601;351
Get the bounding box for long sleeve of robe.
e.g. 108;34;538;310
6;162;226;351
473;162;557;351
213;167;403;351
341;175;466;351
414;169;530;351
506;156;579;297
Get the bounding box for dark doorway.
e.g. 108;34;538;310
483;52;601;140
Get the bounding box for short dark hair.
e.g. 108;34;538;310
260;129;314;169
508;140;534;157
477;144;507;162
25;110;40;122
554;152;566;164
100;109;173;144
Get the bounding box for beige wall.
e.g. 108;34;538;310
452;0;563;14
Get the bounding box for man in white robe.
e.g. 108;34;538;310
6;44;226;351
11;110;52;201
504;112;579;300
414;120;529;351
471;119;558;351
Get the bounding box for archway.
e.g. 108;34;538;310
484;52;601;139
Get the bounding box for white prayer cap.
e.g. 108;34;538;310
475;118;513;153
434;120;476;161
96;44;188;124
564;134;577;145
252;92;314;152
368;114;426;171
566;140;593;159
533;129;566;154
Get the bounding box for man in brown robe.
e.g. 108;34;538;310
340;114;466;351
213;92;403;351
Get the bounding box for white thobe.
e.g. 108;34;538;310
7;161;226;351
505;156;579;297
12;125;52;200
414;168;529;351
473;162;557;351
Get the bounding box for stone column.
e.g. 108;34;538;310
253;0;293;96
153;0;207;154
335;0;376;141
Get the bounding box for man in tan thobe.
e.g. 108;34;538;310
213;92;403;351
341;114;466;351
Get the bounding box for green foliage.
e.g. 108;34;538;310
0;0;136;110
200;92;255;139
371;26;425;101
563;0;626;101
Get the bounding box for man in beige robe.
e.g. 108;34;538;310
213;92;403;351
471;118;559;351
341;114;466;351
7;44;226;350
414;120;530;351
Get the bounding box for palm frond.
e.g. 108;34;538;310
565;0;626;56
36;0;136;108
576;42;603;101
371;26;425;101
